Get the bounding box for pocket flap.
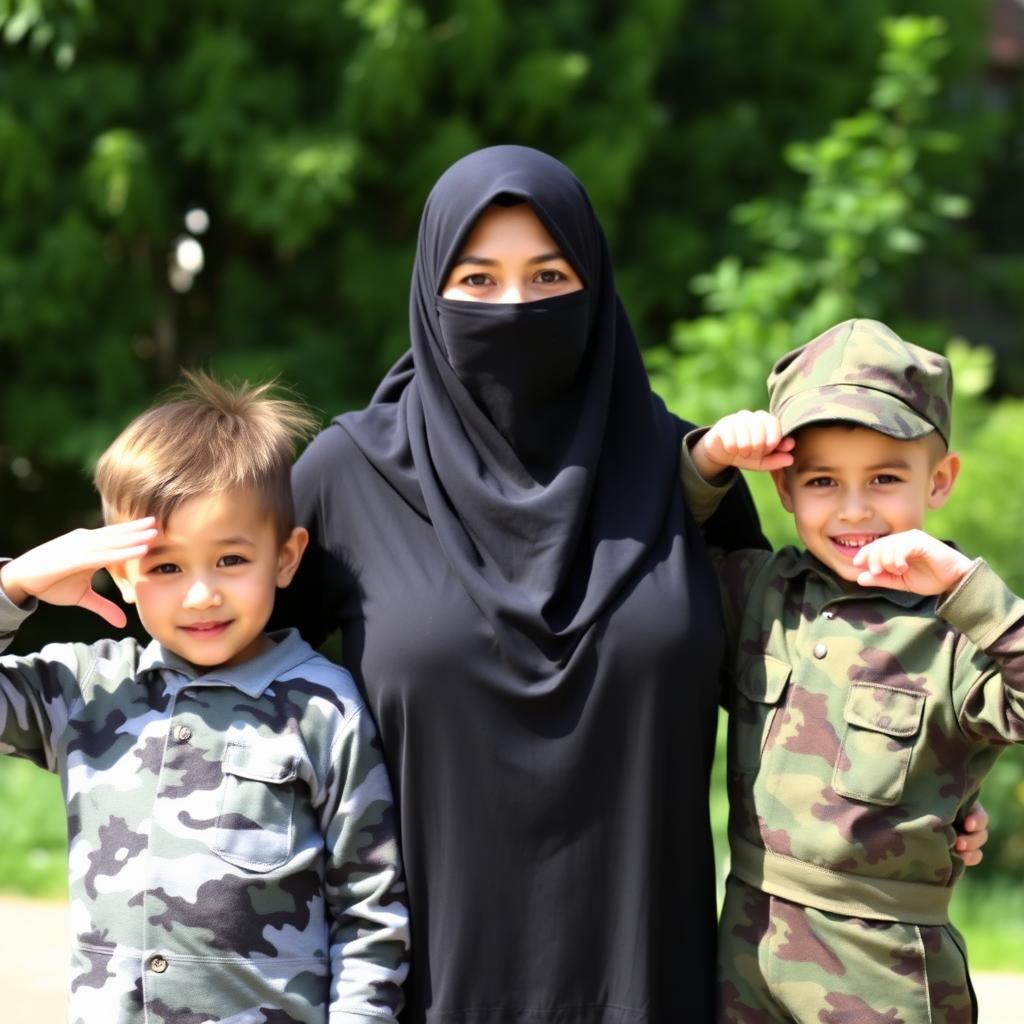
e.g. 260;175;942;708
844;684;924;737
736;654;791;705
222;742;298;784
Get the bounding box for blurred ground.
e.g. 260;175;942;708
0;898;67;1023
0;897;1020;1022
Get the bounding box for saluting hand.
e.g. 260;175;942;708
692;410;796;481
852;529;974;596
0;518;157;628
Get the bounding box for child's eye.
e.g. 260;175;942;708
218;554;248;568
805;476;835;488
873;474;902;485
535;268;566;284
149;563;180;575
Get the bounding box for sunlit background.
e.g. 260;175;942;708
1;0;1023;974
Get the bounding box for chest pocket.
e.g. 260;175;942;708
212;741;298;872
728;655;791;773
832;684;925;806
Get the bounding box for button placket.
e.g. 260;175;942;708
144;688;180;985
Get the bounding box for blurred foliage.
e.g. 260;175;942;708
652;14;1024;884
1;1;1024;897
0;759;65;898
648;15;972;423
0;1;997;511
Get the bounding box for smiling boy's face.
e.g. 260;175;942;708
109;488;306;669
770;424;959;583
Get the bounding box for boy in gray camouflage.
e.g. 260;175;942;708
0;374;409;1024
681;319;1023;1023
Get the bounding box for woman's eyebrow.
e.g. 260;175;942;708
450;255;498;267
527;251;566;264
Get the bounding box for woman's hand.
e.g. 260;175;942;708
692;411;795;482
0;518;157;628
956;801;989;867
852;530;973;596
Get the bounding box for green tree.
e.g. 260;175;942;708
647;14;1024;885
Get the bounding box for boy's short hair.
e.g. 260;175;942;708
95;372;318;542
768;319;953;447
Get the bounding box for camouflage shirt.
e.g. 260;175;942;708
0;590;409;1024
682;450;1024;925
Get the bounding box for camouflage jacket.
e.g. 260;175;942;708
0;590;409;1024
682;451;1024;925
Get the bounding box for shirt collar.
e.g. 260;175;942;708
136;628;313;696
777;548;931;610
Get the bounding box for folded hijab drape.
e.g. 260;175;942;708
338;145;681;679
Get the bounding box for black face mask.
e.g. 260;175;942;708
436;289;590;451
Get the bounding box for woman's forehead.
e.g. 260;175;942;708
419;147;597;287
455;203;562;256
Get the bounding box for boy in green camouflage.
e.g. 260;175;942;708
0;374;409;1024
682;319;1022;1023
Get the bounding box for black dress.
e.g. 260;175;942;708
273;147;767;1024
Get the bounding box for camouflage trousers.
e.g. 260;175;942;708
717;877;976;1024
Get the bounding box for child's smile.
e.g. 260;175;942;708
771;425;958;583
111;488;306;668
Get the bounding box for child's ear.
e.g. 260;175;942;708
106;564;137;605
276;527;309;588
927;450;960;510
770;468;796;513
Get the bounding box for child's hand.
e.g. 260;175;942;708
0;518;157;627
852;529;974;596
957;801;989;867
692;411;795;481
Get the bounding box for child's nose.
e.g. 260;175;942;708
183;578;221;609
839;490;872;521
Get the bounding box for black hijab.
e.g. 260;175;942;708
338;145;682;677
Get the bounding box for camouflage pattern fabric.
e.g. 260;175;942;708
0;592;409;1024
718;877;974;1024
679;448;1024;1023
767;319;953;445
716;545;1024;905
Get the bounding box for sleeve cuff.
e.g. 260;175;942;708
680;429;737;526
936;558;1024;650
0;560;37;634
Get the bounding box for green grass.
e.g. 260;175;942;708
951;878;1024;972
0;758;67;899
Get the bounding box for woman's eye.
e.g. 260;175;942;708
535;269;566;284
463;273;492;287
149;563;179;575
218;554;248;568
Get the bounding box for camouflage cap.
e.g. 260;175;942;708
767;319;952;445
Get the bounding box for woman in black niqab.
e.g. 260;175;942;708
277;145;768;1024
347;145;685;676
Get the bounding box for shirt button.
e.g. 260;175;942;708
812;642;828;659
149;954;168;974
175;725;192;742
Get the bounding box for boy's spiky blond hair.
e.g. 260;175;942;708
95;371;318;542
